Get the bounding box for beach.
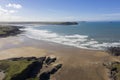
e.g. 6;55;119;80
0;0;120;79
0;36;119;80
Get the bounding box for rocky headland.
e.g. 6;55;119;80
0;22;78;25
0;25;23;37
0;56;62;80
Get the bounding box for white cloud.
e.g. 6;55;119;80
0;6;7;14
0;6;17;15
9;10;17;13
0;6;24;21
6;3;22;9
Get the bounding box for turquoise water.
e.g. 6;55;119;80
23;22;120;50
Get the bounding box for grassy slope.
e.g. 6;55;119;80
0;26;14;34
0;25;21;37
111;63;120;80
0;60;32;80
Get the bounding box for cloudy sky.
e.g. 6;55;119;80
0;0;120;21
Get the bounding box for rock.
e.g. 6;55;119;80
39;64;62;80
8;57;25;61
103;62;120;80
107;47;120;56
3;56;62;80
50;64;62;74
0;26;23;37
45;56;57;65
26;57;38;61
39;72;50;80
38;57;46;63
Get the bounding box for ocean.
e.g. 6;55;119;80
22;22;120;50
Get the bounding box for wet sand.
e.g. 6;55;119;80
0;36;119;80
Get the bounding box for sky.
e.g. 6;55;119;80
0;0;120;21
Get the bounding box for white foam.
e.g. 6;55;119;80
22;27;120;50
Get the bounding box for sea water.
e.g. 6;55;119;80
23;22;120;50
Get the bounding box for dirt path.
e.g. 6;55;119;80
0;71;5;80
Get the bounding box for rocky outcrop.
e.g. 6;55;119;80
103;62;120;80
0;25;23;37
107;47;120;56
40;64;62;80
9;56;62;80
45;56;56;65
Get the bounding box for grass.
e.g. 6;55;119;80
0;60;33;80
0;31;6;35
0;25;20;36
111;63;120;80
0;26;13;34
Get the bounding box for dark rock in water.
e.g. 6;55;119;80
45;57;56;65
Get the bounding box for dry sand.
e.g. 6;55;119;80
0;36;119;80
0;47;47;60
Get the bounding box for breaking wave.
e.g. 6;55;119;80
22;27;120;50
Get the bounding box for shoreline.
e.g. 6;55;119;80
0;36;119;80
0;35;102;53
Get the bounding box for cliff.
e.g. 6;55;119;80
0;25;22;37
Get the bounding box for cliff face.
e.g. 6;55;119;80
0;26;22;37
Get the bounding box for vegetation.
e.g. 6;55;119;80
0;57;62;80
111;62;120;80
104;62;120;80
0;25;22;37
0;60;32;80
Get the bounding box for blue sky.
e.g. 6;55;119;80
0;0;120;21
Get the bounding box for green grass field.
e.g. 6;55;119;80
0;60;32;80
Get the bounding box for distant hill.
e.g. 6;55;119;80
0;22;78;25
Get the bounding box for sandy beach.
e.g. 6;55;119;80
0;0;120;79
0;36;119;80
